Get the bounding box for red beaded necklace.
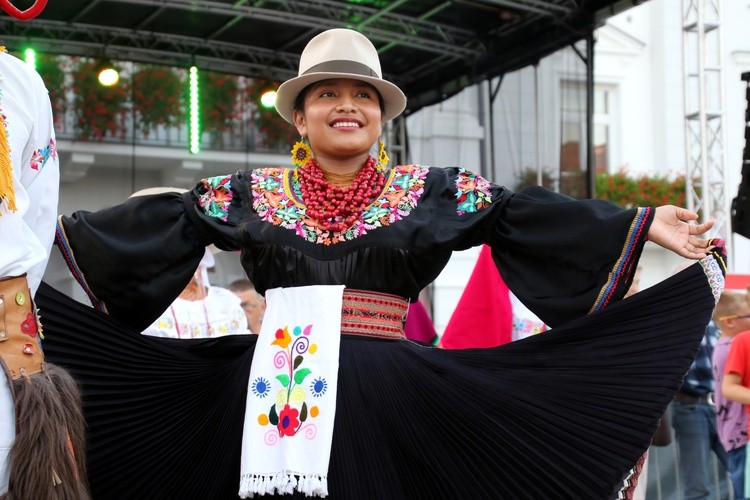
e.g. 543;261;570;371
297;156;386;232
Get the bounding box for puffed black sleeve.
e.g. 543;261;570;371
489;186;653;327
55;173;246;331
427;168;653;327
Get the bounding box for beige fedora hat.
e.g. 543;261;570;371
275;28;407;124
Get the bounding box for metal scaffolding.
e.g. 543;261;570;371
0;0;639;116
682;0;731;262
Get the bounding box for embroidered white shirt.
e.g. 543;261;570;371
0;50;59;495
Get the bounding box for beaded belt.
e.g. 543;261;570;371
0;274;44;380
340;289;407;340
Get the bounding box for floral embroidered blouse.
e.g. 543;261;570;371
57;164;652;333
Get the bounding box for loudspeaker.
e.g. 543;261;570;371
735;74;750;239
732;189;750;239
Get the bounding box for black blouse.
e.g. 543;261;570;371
56;165;651;332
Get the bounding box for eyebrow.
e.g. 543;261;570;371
309;80;377;92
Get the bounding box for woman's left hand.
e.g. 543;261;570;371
647;205;715;259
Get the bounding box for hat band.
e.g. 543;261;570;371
302;60;379;79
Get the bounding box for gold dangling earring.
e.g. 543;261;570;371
291;136;313;168
377;139;390;173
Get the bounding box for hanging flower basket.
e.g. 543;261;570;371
198;70;239;137
132;64;185;137
34;53;67;124
70;58;129;140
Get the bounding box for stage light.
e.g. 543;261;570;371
189;66;200;155
23;48;36;69
98;67;119;86
260;90;277;109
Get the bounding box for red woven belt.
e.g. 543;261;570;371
340;289;407;340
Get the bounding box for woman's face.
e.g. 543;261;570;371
293;78;382;163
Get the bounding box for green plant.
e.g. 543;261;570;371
595;170;689;208
199;71;239;136
560;171;589;199
515;167;589;198
132;65;184;136
35;54;66;121
70;58;130;140
514;167;555;191
515;167;691;208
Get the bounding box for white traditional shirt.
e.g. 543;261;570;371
510;292;547;341
0;50;59;292
0;49;59;494
142;286;250;339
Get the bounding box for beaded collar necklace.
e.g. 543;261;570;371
297;156;386;232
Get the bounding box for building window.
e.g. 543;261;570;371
560;81;615;196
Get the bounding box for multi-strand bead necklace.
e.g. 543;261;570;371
297;156;386;232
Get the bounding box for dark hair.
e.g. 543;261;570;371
293;81;385;115
6;364;91;500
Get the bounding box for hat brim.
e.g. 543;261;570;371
129;186;188;198
275;72;407;124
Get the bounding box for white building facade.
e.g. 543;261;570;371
409;0;750;333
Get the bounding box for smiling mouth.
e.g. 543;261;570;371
331;121;361;128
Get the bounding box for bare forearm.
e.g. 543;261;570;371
722;376;750;405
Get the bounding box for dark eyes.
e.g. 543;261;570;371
317;90;372;99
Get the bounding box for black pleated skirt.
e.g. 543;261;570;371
37;262;716;500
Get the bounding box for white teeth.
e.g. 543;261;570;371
332;121;359;128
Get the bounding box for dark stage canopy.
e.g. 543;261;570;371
0;0;644;115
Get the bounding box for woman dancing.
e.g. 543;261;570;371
42;28;723;499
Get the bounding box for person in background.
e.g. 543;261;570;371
671;318;728;500
0;47;89;498
142;250;249;338
228;279;266;335
624;265;643;300
713;287;750;500
510;292;547;341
